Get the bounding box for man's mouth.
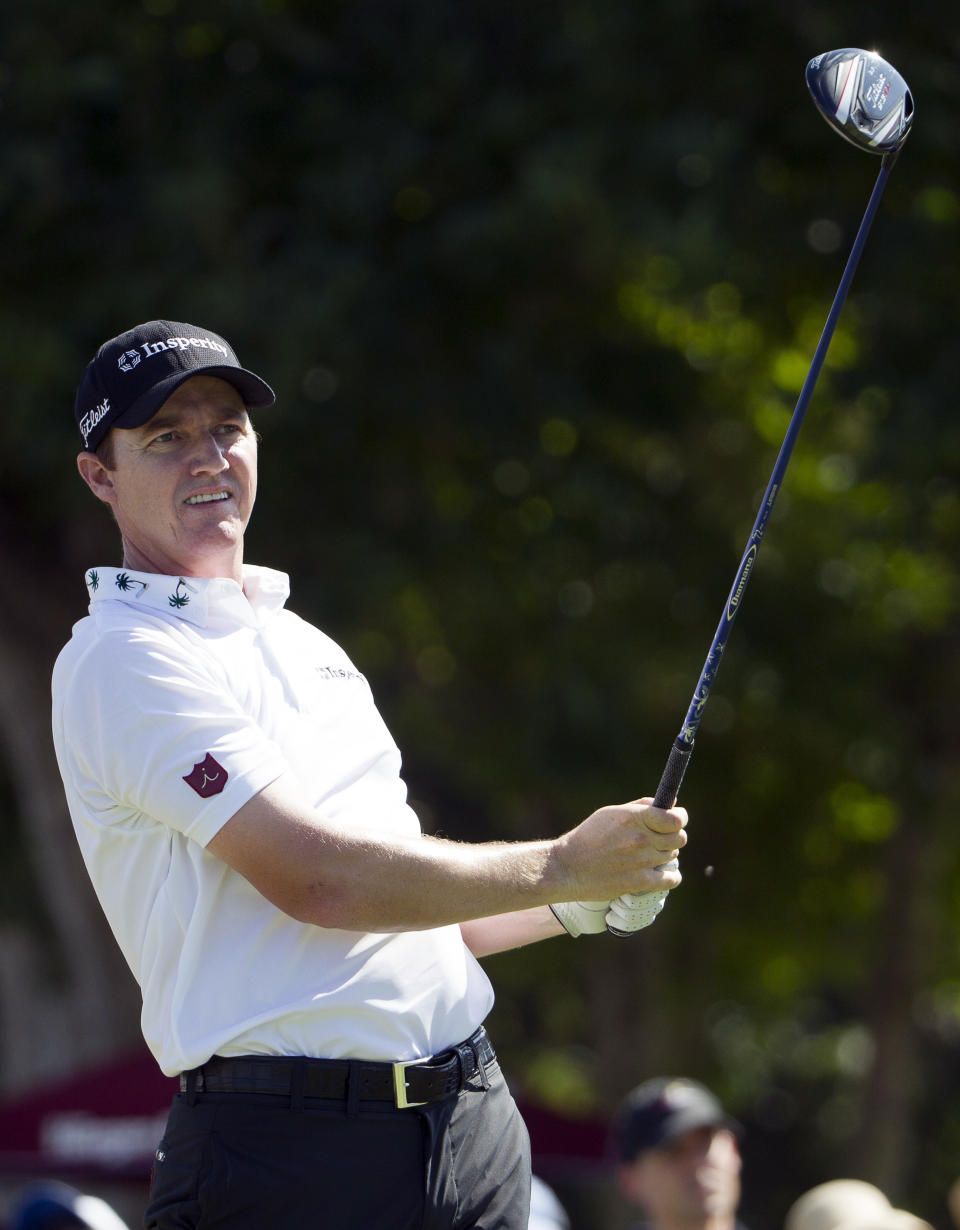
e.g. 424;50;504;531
185;492;232;505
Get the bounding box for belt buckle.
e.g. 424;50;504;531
392;1057;430;1108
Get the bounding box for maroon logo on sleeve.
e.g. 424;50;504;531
183;753;228;798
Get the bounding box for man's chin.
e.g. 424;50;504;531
697;1194;737;1218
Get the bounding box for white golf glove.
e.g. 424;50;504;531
604;858;680;935
551;892;666;937
604;890;667;934
549;900;611;937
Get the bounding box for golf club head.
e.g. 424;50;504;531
806;48;914;154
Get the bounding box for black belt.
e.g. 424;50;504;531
179;1026;496;1109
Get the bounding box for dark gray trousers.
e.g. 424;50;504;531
145;1059;530;1229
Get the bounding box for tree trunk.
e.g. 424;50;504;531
850;805;931;1198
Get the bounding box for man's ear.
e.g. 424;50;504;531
77;452;118;506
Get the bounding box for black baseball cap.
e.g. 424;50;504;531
612;1078;740;1162
74;319;276;452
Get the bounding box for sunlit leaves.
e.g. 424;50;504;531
829;781;899;843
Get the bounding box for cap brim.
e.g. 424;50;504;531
113;365;276;432
658;1107;742;1146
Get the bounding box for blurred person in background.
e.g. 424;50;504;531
7;1182;130;1230
785;1180;931;1230
529;1175;572;1230
946;1175;960;1230
611;1078;745;1230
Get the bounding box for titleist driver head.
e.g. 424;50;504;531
806;48;914;153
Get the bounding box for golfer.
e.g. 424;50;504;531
52;319;687;1229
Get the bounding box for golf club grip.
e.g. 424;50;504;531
653;738;693;809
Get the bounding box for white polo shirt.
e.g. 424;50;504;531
51;564;493;1076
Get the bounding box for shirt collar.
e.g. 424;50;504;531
84;564;291;629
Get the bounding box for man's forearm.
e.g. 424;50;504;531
460;907;566;958
300;827;564;932
207;776;568;931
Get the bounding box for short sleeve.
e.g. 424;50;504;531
58;626;287;846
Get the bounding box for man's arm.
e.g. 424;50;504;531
460;907;566;957
205;772;686;933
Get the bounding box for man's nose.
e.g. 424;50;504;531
190;433;230;472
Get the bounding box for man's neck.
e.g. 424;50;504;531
651;1212;739;1230
120;544;244;587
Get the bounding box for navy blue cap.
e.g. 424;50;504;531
612;1078;740;1162
74;319;275;452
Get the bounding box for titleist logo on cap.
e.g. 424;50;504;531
79;397;111;448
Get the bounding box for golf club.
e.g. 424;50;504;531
606;48;914;936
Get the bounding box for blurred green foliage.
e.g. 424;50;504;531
3;1;960;1224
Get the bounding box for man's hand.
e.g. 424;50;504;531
550;798;687;902
547;798;686;937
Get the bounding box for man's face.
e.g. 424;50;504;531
619;1125;742;1227
77;375;258;582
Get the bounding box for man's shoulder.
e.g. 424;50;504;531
60;600;186;654
53;588;216;706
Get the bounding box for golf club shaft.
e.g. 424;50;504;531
608;151;897;933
